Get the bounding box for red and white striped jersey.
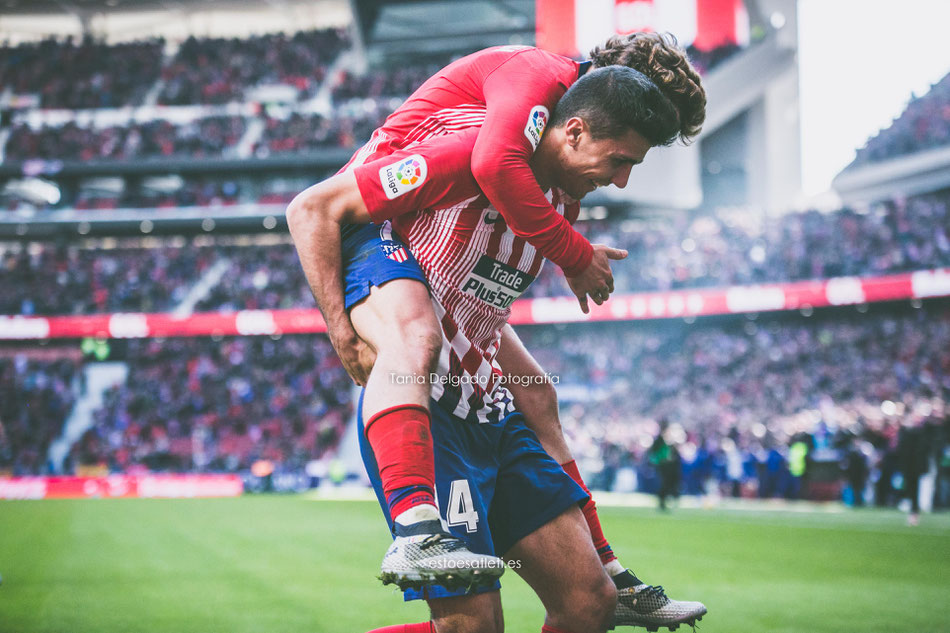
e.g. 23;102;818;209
339;45;594;276
353;110;580;423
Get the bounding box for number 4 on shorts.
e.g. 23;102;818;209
446;479;479;533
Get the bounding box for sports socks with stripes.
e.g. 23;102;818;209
560;459;622;570
365;622;434;633
364;404;438;525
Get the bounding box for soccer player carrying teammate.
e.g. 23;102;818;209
291;33;707;630
289;64;704;632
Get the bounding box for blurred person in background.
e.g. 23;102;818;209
842;436;870;508
648;420;682;511
788;433;811;500
897;417;930;525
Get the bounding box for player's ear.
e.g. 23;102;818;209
564;117;585;148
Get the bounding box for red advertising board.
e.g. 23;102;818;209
1;268;948;340
0;474;243;500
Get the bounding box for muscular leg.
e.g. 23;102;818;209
350;278;442;421
366;593;502;633
428;592;504;633
496;326;621;572
503;506;616;633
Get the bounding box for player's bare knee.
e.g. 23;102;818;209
430;599;503;633
591;573;618;626
552;574;616;632
432;619;501;633
400;317;443;375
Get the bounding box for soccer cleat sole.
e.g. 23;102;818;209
645;614;704;632
379;565;503;593
611;613;705;631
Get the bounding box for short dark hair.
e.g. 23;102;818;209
549;65;680;147
589;32;706;143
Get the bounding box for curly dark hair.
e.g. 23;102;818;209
589;32;706;143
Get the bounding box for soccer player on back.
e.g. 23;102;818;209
289;65;706;632
292;33;707;630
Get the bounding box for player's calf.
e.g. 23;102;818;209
543;570;616;633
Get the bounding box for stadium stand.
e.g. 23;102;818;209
848;70;950;168
66;336;351;475
0;37;165;109
0;240;219;315
0;355;80;475
7;189;947;316
525;189;950;298
159;28;349;105
1;24;947;509
517;301;950;499
5;116;247;162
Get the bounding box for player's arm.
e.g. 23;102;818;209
475;54;623;312
287;129;481;382
286;172;375;384
496;323;574;464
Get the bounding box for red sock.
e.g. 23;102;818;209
367;623;434;633
541;625;578;633
561;459;616;565
365;404;436;520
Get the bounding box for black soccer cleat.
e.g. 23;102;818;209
610;569;707;630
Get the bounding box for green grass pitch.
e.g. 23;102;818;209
1;496;949;633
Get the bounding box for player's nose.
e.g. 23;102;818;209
611;164;633;188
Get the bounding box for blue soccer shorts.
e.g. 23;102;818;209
358;392;589;601
341;221;428;310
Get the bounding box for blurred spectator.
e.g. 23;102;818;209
897;419;931;525
647;420;682;510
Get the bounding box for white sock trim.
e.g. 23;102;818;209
604;559;626;577
394;504;440;526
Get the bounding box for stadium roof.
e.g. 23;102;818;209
353;0;534;54
0;0;271;16
0;0;350;41
0;0;531;47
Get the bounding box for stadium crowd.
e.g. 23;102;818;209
525;189;950;298
0;355;80;476
0;30;348;110
66;336;351;475
849;70;950;168
6;304;944;513
518;303;950;507
5;116;247;162
159;28;349;105
0;241;218;316
0;37;164;109
253;111;383;156
3;188;949;316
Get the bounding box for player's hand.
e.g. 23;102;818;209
328;326;376;386
566;244;627;314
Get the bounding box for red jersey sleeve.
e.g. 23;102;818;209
353;127;482;224
471;49;594;277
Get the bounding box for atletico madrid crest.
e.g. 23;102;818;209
379;221;409;262
381;241;409;263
